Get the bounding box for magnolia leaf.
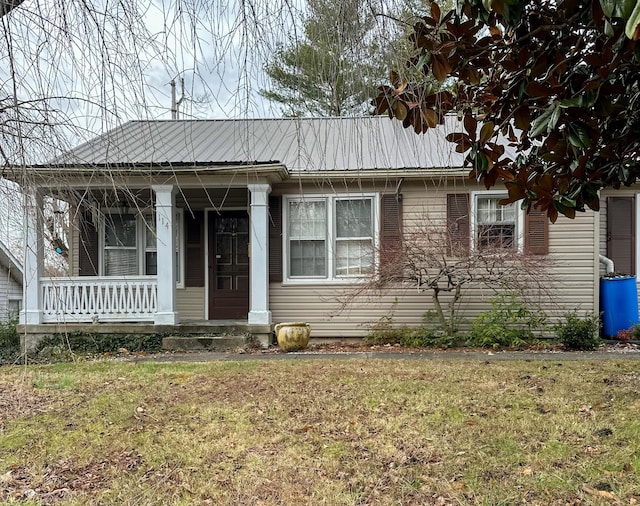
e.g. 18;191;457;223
560;96;584;108
423;108;439;128
616;0;638;18
430;1;441;22
464;114;478;139
525;82;553;98
567;122;591;148
530;104;559;138
479;122;494;143
513;106;531;130
475;151;489;172
626;0;640;39
432;55;451;82
394;101;409;121
600;0;616;16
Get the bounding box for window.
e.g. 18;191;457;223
472;192;523;251
285;195;375;281
7;299;21;319
101;209;184;286
104;213;138;276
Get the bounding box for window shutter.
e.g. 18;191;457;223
269;196;283;283
79;209;99;276
447;194;470;255
607;196;635;275
380;193;403;267
524;207;549;255
185;211;205;287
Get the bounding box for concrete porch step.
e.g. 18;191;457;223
162;335;252;351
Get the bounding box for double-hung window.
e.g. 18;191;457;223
472;191;523;251
102;210;184;285
104;213;139;276
286;195;375;281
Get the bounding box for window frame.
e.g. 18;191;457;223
99;208;185;288
470;190;524;253
282;193;378;284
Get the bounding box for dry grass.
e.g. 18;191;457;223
1;358;640;505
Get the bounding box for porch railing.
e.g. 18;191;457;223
41;276;158;323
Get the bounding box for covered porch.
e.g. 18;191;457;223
17;166;287;348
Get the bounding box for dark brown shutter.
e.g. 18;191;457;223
185;210;205;287
447;194;470;255
524;207;549;255
269;196;283;283
380;193;403;268
607;196;635;275
78;210;98;276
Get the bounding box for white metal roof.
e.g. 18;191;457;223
53;116;471;172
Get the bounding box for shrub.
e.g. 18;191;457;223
468;292;547;348
0;318;20;360
364;316;458;348
554;311;601;350
34;332;163;356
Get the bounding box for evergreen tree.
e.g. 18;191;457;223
260;0;387;117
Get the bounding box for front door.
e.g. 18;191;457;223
208;211;250;319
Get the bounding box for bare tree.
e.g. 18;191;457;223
342;215;554;336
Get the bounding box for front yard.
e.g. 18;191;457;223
1;358;639;505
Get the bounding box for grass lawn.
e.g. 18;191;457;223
1;357;639;505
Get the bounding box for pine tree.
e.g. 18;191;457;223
260;0;387;117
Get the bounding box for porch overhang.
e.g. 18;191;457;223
5;162;290;188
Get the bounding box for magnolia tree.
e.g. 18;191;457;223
373;0;640;221
342;217;553;335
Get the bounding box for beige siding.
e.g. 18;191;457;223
270;180;598;338
176;287;206;320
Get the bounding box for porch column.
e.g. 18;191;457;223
247;183;272;325
21;189;44;325
152;185;179;325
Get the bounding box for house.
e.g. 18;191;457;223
0;239;23;320
8;116;601;349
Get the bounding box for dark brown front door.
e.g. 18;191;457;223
208;211;250;319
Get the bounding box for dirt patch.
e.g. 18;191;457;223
1;450;144;504
0;380;56;432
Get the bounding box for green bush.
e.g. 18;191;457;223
468;292;547;348
554;311;601;350
364;316;459;348
0;318;20;360
34;332;163;356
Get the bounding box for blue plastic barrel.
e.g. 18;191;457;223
600;276;639;337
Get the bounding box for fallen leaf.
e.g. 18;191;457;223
581;484;617;501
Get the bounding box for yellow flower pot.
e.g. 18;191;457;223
274;322;311;352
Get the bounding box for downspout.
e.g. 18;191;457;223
599;254;615;275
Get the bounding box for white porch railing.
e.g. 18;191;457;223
41;276;158;323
